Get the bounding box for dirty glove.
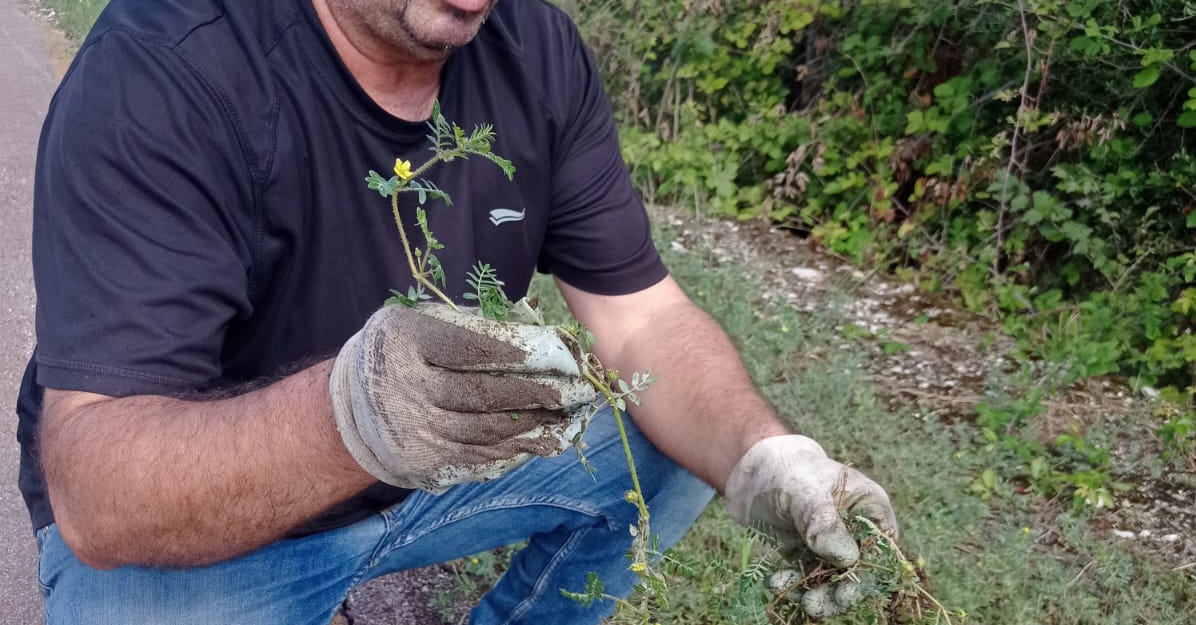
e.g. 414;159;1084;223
725;435;898;618
330;303;599;492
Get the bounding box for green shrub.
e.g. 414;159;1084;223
571;0;1196;396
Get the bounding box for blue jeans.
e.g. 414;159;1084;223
36;408;714;625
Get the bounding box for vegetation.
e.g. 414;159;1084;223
444;227;1196;623
39;0;106;42
40;0;1196;623
567;0;1196;455
561;0;1196;565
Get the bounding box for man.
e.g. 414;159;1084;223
17;0;898;623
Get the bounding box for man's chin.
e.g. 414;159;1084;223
413;27;482;56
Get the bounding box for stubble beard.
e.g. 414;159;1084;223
362;0;496;63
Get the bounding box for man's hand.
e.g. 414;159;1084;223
725;435;898;617
330;303;599;491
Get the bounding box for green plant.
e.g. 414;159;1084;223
1154;401;1196;469
41;0;109;42
968;366;1133;511
597;228;1196;624
364;104;666;616
766;515;962;625
364;104;514;308
574;0;1196;402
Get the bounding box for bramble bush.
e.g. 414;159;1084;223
569;0;1196;462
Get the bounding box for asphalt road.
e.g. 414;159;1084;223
0;0;56;623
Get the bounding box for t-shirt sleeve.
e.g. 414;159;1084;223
536;20;667;296
33;32;255;397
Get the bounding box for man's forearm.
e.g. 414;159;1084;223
40;360;375;569
612;302;788;491
559;276;789;492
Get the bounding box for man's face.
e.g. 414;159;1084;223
339;0;500;62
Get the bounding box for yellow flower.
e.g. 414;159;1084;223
393;158;415;182
630;561;647;573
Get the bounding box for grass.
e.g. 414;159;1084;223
38;0;106;42
527;215;1196;624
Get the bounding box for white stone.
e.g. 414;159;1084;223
790;267;823;282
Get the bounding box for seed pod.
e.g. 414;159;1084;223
765;569;802;596
802;585;834;618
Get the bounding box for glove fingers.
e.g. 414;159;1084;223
790;488;861;569
416;423;576;490
414;305;582;376
438;407;572;446
427;369;597;412
840;469;900;538
416;452;534;492
464;427;576;459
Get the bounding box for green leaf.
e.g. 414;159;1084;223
385;288;418;307
1068;36;1100;57
1178;111;1196;128
365;171;398;197
1133;66;1160;89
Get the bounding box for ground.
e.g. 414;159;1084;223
665;210;1195;567
344;207;1195;624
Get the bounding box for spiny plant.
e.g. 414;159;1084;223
364;103;664;614
365;104;958;624
765;515;962;625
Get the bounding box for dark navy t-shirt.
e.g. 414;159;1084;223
17;0;666;535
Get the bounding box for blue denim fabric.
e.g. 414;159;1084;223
36;408;714;625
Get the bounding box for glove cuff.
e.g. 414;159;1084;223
724;434;827;525
329;329;407;486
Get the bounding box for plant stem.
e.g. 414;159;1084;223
390;192;458;310
581;368;650;522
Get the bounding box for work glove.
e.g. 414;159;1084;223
725;435;898;618
330;303;599;492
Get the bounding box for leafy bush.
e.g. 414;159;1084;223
570;0;1196;398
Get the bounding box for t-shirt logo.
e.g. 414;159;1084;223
489;207;526;226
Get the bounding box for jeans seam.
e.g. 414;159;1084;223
500;526;590;625
35;525;54;595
